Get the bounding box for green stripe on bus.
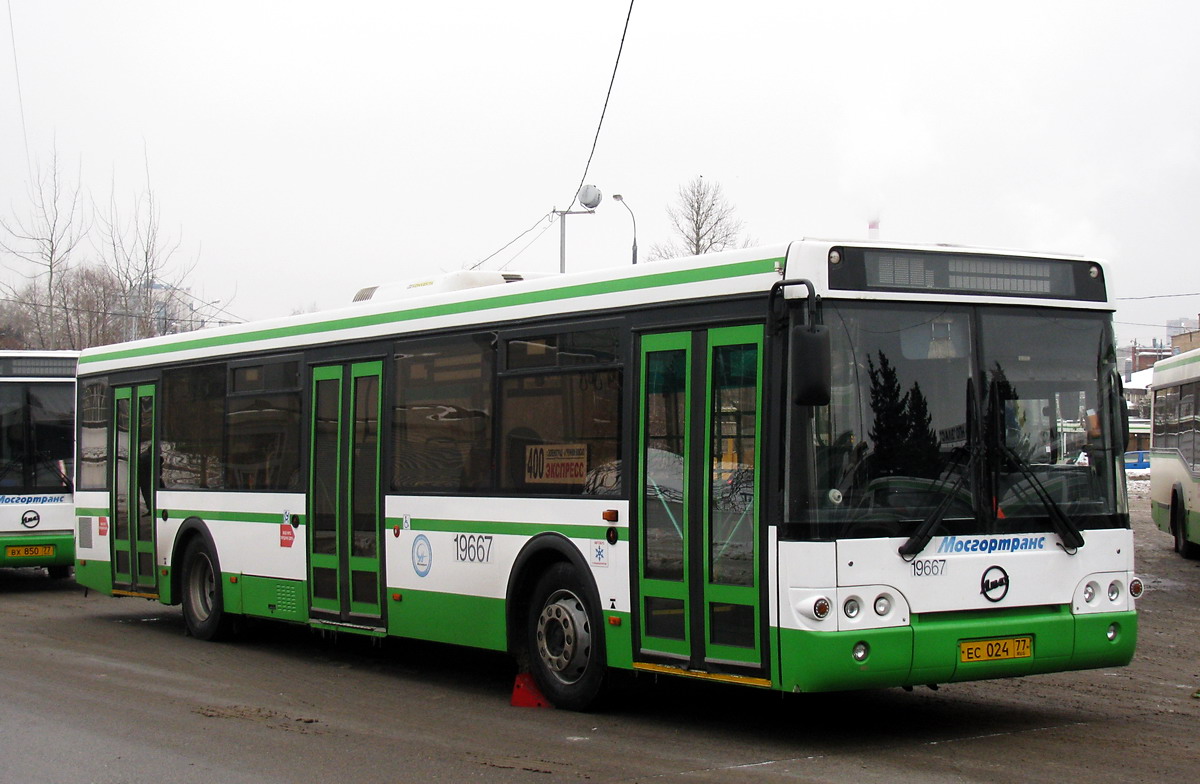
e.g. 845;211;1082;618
1152;352;1200;373
75;507;108;517
391;517;627;541
167;509;289;524
79;258;781;365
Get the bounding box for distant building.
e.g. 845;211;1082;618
1126;341;1173;374
1167;315;1199;339
1171;313;1200;353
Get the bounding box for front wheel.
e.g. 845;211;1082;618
181;537;234;640
526;563;606;711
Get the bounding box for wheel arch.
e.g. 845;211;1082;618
169;516;219;606
505;532;601;660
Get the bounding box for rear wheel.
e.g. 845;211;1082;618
181;537;234;640
1172;498;1199;560
526;563;606;711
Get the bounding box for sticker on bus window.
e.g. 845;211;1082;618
525;443;588;484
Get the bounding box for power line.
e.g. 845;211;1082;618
499;217;557;271
0;293;237;328
5;0;30;180
1118;291;1200;301
564;0;635;211
470;0;636;272
468;211;553;271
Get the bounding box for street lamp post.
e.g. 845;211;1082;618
612;194;637;265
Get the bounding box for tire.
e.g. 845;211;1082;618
181;537;234;640
46;565;70;580
1172;499;1200;560
526;562;606;711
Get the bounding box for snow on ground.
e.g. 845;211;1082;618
1127;477;1151;502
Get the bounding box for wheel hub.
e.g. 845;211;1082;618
536;590;592;684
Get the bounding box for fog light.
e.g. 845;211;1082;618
874;595;892;616
1129;578;1144;599
1107;581;1121;602
813;597;831;620
852;641;870;662
1083;582;1096;603
1106;623;1119;641
844;598;861;618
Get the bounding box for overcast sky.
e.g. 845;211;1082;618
3;1;1198;345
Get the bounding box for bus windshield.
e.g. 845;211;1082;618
0;382;74;493
805;302;1125;540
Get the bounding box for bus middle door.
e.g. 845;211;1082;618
110;384;159;597
307;361;385;629
636;325;766;679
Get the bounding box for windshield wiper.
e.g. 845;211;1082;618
999;444;1085;553
898;446;971;560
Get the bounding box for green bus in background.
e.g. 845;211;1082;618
0;351;76;579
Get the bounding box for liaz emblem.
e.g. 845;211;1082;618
980;565;1010;602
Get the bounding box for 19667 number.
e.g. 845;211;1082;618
454;534;493;563
911;558;946;577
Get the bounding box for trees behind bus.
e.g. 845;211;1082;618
0;147;203;351
648;176;752;261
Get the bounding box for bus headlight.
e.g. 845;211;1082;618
1107;581;1121;602
874;595;892;616
844;598;861;618
1083;582;1097;603
852;641;870;662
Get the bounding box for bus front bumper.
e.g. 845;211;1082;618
779;605;1137;693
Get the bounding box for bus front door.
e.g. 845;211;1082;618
307;362;385;628
111;384;159;597
636;326;766;678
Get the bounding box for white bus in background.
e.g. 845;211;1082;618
1150;346;1200;558
73;241;1139;709
0;351;77;578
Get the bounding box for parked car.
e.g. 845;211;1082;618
1124;450;1150;471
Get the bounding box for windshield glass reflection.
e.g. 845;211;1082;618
806;303;1122;539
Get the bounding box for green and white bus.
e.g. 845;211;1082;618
1;351;77;578
73;240;1139;708
1149;346;1200;558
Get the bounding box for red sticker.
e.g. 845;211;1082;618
98;517;109;536
280;523;295;548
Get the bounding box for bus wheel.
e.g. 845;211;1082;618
1173;500;1199;560
181;538;233;640
526;563;606;710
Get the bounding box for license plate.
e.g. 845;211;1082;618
959;635;1032;663
5;544;55;558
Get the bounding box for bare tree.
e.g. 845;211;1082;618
1;147;202;349
94;174;194;342
648;176;749;261
0;147;90;348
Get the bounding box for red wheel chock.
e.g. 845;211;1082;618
511;673;553;708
